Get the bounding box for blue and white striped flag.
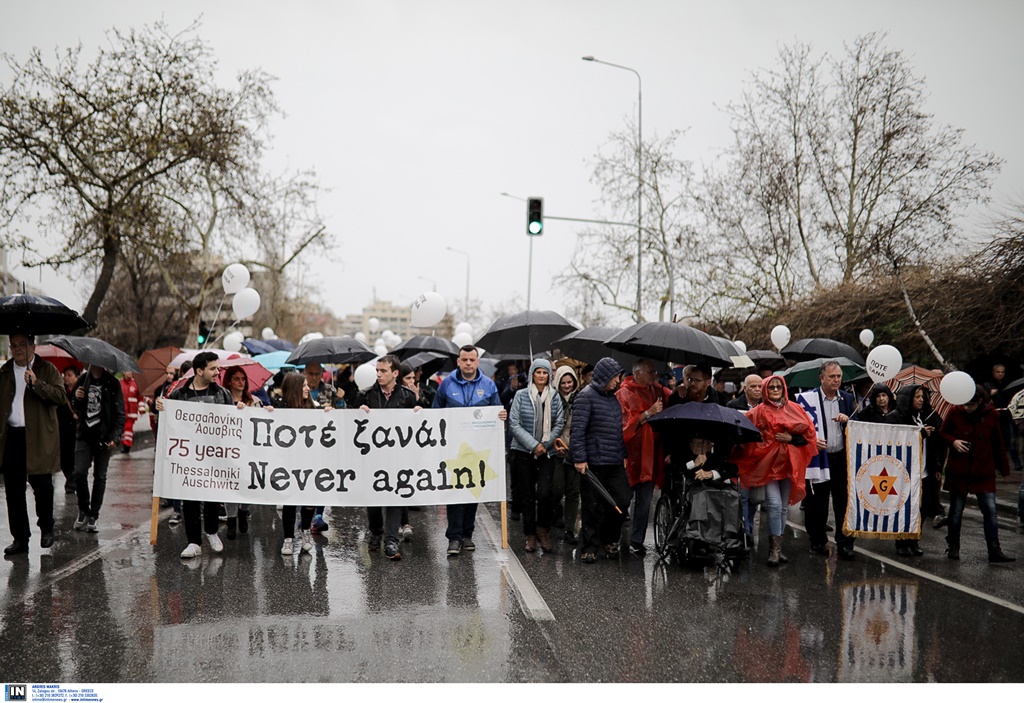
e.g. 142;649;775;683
845;420;923;539
796;390;830;482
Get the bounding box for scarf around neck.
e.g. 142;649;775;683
529;383;552;444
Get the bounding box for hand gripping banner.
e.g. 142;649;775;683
153;401;507;507
845;420;923;540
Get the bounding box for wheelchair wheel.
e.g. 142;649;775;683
653;495;675;555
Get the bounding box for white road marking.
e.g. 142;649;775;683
788;523;1024;615
477;508;555;621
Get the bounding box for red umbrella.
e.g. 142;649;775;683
34;343;83;374
887;366;950;421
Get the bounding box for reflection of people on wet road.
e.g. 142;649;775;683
570;357;629;564
1;333;66;556
734;376;817;567
938;384;1015;562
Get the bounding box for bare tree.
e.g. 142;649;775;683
0;20;275;326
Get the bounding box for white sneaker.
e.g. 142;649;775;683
301;530;314;553
281;539;294;556
207;533;224;553
180;543;202;559
400;524;413;541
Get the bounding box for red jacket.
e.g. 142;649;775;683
616;378;671;487
938;404;1008;495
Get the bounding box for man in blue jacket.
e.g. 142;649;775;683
570;357;629;564
433;345;507;556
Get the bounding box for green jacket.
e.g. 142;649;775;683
0;354;66;475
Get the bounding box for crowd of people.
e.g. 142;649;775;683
3;331;1023;572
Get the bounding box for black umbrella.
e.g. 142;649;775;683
0;294;89;335
392;335;460;360
550;326;639;367
745;349;788;371
47;336;141;374
583;470;623;515
263;338;297;352
606;322;733;367
781;338;865;365
475;310;580;357
285;336;377;366
647;402;762;445
402;350;455;376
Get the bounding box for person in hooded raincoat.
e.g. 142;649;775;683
733;375;817;566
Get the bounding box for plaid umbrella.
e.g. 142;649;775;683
887;365;951;422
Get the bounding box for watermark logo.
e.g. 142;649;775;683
5;684;27;702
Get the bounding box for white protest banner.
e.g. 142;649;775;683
845;420;923;539
153;401;506;507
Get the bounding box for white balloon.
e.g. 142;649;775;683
452;332;473;348
354;332;367;343
261;327;276;341
299;332;323;345
733;340;747;353
373;344;388;357
411;291;447;328
940;371;977;405
368;317;380;333
866;344;902;382
354;361;378;391
770;325;791;351
223;331;244;353
232;287;261;320
391;335;402;347
860;329;875;347
221;263;250;295
382;329;394;341
455;322;473;336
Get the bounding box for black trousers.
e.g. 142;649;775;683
511;450;556;536
183;500;221;545
805;450;855;549
3;427;54;541
282;506;315;539
579;463;630;555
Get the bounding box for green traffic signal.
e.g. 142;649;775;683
527;197;543;236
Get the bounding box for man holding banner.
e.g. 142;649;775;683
797;360;857;559
432;345;507;557
155;351;237;559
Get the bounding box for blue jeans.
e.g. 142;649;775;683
739;487;758;535
764;479;792;537
948;491;999;543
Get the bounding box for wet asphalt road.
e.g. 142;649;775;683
1;427;1023;683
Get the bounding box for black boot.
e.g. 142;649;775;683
226;517;237;540
945;535;960;560
237;509;249;534
987;540;1015;563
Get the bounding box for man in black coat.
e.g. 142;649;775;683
71;365;125;533
358;354;421;560
728;374;763;412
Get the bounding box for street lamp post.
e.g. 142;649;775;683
582;55;643;322
445;247;470;320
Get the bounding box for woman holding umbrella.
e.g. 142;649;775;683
733;376;818;566
508;359;565;553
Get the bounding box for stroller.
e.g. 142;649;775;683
653;458;750;568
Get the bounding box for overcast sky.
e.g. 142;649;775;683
3;0;1022;333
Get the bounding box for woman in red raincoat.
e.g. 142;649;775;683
733;376;817;566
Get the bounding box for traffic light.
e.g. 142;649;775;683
197;321;211;346
527;197;543;236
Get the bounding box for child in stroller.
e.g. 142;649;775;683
654;437;749;566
